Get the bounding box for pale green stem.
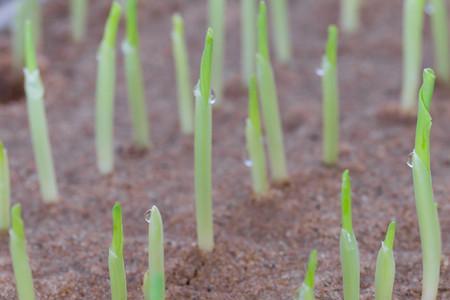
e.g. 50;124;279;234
109;203;127;300
374;221;396;300
241;0;256;83
0;143;10;230
172;14;194;134
401;0;425;111
296;249;317;300
209;0;225;104
340;0;360;33
146;206;165;300
430;0;450;83
9;204;36;300
11;2;25;70
269;0;291;62
71;0;87;42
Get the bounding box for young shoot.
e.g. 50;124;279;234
321;25;339;165
123;0;151;149
430;0;450;83
172;14;194;134
9;204;36;300
375;221;396;300
245;76;269;196
194;29;215;252
256;1;288;183
269;0;291;63
96;2;121;174
71;0;87;42
411;68;441;300
339;170;360;300
0;142;10;231
209;0;225;105
24;21;59;203
143;206;165;300
11;1;25;70
401;0;425;112
296;249;318;300
241;0;256;83
340;0;360;33
108;202;127;300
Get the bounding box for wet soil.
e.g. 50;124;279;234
0;0;450;299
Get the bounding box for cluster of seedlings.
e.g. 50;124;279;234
0;0;448;299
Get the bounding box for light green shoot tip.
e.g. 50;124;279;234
104;2;122;47
172;14;183;32
111;202;123;255
200;28;214;104
25;20;37;71
341;170;353;233
305;249;318;288
257;1;269;62
383;220;396;250
420;68;436;110
126;0;138;46
326;25;338;66
11;204;25;239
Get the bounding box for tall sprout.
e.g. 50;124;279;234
9;204;36;300
95;2;121;174
374;221;396;300
340;0;360;33
430;0;450;83
109;203;127;300
245;76;269;196
256;1;288;182
11;1;25;70
171;14;194;134
339;170;360;300
401;0;425;112
269;0;291;63
0;142;10;231
143;206;165;300
209;0;225;104
123;0;151;149
296;249;318;300
241;0;256;83
71;0;87;42
321;25;339;165
24;21;59;203
411;68;441;300
194;29;215;252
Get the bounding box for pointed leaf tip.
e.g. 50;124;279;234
384;220;396;250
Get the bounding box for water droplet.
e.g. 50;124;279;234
244;159;253;167
425;3;434;15
193;81;217;104
144;209;152;223
193;81;201;98
315;67;324;77
209;90;217;105
406;152;414;168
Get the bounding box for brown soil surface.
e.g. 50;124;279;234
0;0;450;299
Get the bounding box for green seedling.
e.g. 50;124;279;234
241;0;256;83
209;0;225;104
401;0;425;112
256;1;288;182
340;0;360;33
194;28;215;252
269;0;291;62
321;25;339;165
123;0;151;149
24;21;59;203
9;204;36;300
375;221;396;300
11;1;25;70
430;0;450;83
109;203;127;300
172;14;194;134
95;2;121;174
143;206;165;300
245;76;269;196
296;249;318;300
339;170;360;300
411;68;441;300
71;0;87;42
0;143;10;231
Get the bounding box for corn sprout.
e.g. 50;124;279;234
95;2;121;174
109;202;127;300
71;0;87;42
340;0;360;33
24;21;59;202
430;0;450;83
375;221;396;300
209;0;225;104
0;143;10;231
123;0;151;149
269;0;291;62
172;14;194;134
339;170;360;300
296;249;318;300
9;204;36;300
411;68;441;300
241;0;256;83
